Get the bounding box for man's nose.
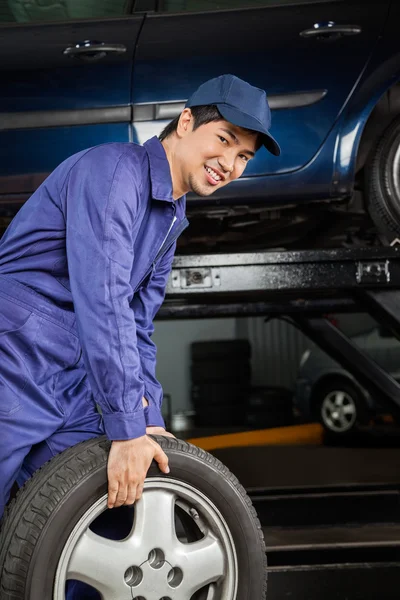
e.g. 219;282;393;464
218;157;234;174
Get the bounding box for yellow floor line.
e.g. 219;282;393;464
187;423;323;451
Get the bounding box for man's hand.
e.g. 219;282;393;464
107;435;169;509
146;426;175;438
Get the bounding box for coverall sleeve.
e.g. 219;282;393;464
62;147;147;441
130;240;177;429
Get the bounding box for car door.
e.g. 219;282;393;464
0;0;145;200
131;0;390;202
363;328;400;378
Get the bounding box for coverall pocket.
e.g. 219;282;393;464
0;295;34;335
0;297;36;415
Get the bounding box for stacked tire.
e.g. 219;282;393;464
246;386;294;428
191;340;252;427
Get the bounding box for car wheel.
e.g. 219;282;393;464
0;435;267;600
366;115;400;241
315;380;368;436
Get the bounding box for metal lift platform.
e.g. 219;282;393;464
160;246;400;600
162;246;400;421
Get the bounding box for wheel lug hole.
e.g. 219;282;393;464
148;548;165;569
124;565;143;587
168;566;183;588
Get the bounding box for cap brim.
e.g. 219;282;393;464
216;104;281;156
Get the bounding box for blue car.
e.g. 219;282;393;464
0;0;399;250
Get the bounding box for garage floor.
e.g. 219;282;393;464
202;426;400;599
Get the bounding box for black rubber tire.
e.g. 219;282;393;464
191;360;251;383
194;405;247;427
191;340;251;361
248;386;293;412
246;409;293;429
0;435;267;600
313;379;369;437
192;382;249;407
366;115;400;241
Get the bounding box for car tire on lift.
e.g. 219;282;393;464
0;436;267;600
314;378;370;437
366;115;400;242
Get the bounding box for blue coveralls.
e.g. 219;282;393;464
0;135;187;519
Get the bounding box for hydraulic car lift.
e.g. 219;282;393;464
160;246;400;600
160;246;400;421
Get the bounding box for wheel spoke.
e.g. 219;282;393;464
324;399;336;413
67;529;131;596
334;392;345;406
175;532;226;598
338;412;350;428
130;488;178;553
343;403;356;415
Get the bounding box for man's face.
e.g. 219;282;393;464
175;115;258;197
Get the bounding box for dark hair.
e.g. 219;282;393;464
158;104;262;150
158;105;223;141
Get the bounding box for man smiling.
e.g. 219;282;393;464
0;74;280;533
160;74;280;200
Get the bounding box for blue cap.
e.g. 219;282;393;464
185;74;281;156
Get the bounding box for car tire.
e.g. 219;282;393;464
192;382;249;407
194;404;247;427
314;379;369;437
191;359;251;383
0;435;267;600
366;115;400;241
191;340;251;361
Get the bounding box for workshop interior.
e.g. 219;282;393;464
0;1;400;599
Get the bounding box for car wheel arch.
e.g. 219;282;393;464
356;81;400;174
334;72;400;196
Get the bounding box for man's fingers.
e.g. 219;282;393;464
153;445;170;474
107;437;170;511
135;483;144;502
126;483;137;506
115;486;129;507
107;483;119;509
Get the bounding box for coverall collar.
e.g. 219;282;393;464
144;136;178;203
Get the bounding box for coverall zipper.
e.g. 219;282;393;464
133;216;189;293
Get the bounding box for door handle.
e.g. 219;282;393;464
300;23;362;40
63;41;127;61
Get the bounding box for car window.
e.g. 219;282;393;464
0;0;135;23
157;0;330;12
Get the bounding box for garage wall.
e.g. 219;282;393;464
153;318;237;413
238;317;310;390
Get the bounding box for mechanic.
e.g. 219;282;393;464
0;74;280;524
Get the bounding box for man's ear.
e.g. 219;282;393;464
176;108;194;138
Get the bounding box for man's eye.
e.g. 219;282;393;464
240;154;249;162
219;136;228;144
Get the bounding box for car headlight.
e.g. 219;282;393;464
299;349;311;369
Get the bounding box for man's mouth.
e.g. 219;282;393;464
204;165;223;185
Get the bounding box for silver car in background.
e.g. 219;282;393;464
294;328;400;436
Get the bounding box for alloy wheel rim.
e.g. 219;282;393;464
321;390;357;432
54;477;238;599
